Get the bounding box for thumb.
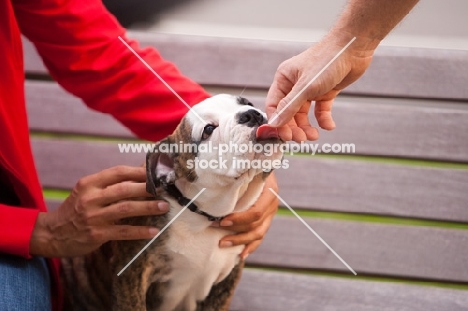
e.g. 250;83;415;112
268;83;310;127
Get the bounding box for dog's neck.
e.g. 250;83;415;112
165;172;265;226
159;180;224;221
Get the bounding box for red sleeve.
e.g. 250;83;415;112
0;204;39;258
13;0;210;141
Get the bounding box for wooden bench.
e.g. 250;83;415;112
24;31;468;310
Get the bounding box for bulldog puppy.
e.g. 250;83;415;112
61;94;283;311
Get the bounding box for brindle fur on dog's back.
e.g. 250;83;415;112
61;212;243;310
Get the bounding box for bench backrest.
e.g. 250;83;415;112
24;32;468;308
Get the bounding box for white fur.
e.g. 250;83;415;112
157;95;282;311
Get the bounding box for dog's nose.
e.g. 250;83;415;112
237;109;266;127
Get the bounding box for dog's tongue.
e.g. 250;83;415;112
256;124;279;140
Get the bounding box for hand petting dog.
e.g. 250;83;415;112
30;166;166;257
30;165;277;258
217;173;278;260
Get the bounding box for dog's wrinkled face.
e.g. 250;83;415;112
147;94;283;197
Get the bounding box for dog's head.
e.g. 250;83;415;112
146;94;283;212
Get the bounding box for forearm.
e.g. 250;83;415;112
14;0;210;142
330;0;420;50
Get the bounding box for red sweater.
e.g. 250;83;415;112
0;0;210;309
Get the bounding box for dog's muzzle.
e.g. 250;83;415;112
237;109;266;127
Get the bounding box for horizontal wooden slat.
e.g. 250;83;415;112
301;99;468;163
276;156;468;223
247;216;468;283
43;201;468;282
26;81;134;138
36;139;468;281
32;139;143;189
33;138;468;222
26;81;468;162
45;197;468;285
231;270;468;311
23;32;468;100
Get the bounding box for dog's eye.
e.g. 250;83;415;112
202;124;217;140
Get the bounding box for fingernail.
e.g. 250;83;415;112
157;202;169;212
220;241;233;248
149;228;159;235
241;253;249;260
220;220;233;227
210;221;220;227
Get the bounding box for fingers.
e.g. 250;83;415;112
98;182;152;206
277;109;316;142
314;91;339;130
268;87;307;127
219;209;263;232
86;166;147;189
74;166;154;209
220;216;272;249
265;82;286;120
265;68;293;120
290;124;307;143
276;117;319;143
277;123;318;142
268;84;320;142
266;42;349;137
294;102;319;141
219;175;277;231
315;100;336;130
219;227;263;248
92;200;169;223
277;125;293;142
218;174;278;253
266;68;308;128
41;165;164;257
240;240;262;260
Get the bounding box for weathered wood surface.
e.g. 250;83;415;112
26;81;468;162
26;81;134;138
231;269;468;311
275;156;468;223
43;198;468;282
32;138;144;190
34;138;468;222
26;29;468;309
23;32;468;100
246;216;468;283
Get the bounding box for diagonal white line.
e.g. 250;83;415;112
239;85;247;97
117;188;206;276
268;188;357;275
117;36;207;125
268;37;356;126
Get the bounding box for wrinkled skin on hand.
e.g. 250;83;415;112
266;33;375;142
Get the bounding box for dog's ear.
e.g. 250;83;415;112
146;138;175;197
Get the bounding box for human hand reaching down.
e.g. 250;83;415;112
265;32;375;142
265;0;420;142
30;166;169;257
